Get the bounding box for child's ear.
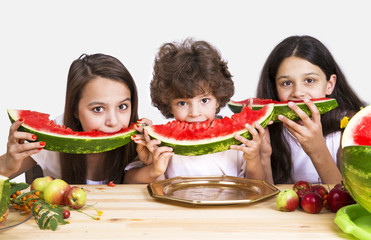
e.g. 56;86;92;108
326;74;337;95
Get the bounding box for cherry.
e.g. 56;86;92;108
301;192;323;214
62;209;70;219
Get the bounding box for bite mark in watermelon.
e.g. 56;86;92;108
227;98;338;122
341;105;371;214
7;109;137;154
145;104;274;156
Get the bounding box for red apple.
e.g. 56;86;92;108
293;180;312;202
30;176;53;199
311;184;328;199
64;186;87;209
276;189;299;212
327;184;355;212
43;179;70;205
301;192;323;214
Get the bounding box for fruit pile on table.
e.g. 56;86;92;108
276;180;355;214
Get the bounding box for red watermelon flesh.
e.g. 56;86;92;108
8;109;137;154
150;105;271;141
16;110;134;137
352;115;371;146
146;104;274;156
230;97;330;105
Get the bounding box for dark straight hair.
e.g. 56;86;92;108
60;53;139;184
257;35;365;183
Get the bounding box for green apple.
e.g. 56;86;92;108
30;176;53;199
276;189;299;212
43;179;70;205
64;186;87;209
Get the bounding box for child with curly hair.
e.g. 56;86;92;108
125;38;269;183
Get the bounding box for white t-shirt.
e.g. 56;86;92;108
283;127;341;184
125;149;247;179
31;114;108;185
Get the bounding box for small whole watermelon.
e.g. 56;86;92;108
341;105;371;213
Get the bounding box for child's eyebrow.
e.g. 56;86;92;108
88;97;131;106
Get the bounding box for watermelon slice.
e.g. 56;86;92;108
145;104;274;156
0;175;10;224
227;98;338;122
342;105;371;148
341;105;371;214
7;109;137;154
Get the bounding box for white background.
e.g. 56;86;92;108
1;0;370;182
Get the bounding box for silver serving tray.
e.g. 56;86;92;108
147;175;279;205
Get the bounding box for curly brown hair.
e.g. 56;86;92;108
150;38;234;118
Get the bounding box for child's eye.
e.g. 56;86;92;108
201;98;210;104
177;101;187;107
119;104;128;110
305;78;315;84
281;81;292;87
93;106;104;113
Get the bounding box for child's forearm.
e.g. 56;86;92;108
124;165;164;184
260;155;274;184
245;157;266;181
309;145;342;184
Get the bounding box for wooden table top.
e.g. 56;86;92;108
0;183;355;240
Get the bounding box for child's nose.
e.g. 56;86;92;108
189;105;200;116
292;85;306;98
105;110;119;126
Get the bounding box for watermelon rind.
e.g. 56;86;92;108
145;104;274;156
342;105;371;148
341;146;371;213
0;175;11;222
7;109;137;154
228;98;338;122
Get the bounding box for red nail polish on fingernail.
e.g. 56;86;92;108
135;124;139;128
138;118;143;122
19;117;24;122
132;135;136;139
32;135;37;140
39;141;46;146
38;148;43;151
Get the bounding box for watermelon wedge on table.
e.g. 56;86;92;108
341;105;371;214
227;97;338;122
7;109;137;154
145;104;274;156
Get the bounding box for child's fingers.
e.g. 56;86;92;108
146;139;162;153
287;101;310;122
277;114;303;134
10;131;37;143
247;98;253;108
8;120;25;138
245;123;261;140
8;141;44;159
137;118;153;127
304;99;321;123
233;134;248;145
143;129;152;142
254;123;265;138
153;146;173;159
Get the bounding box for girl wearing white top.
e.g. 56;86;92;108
256;35;365;184
0;53;150;184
